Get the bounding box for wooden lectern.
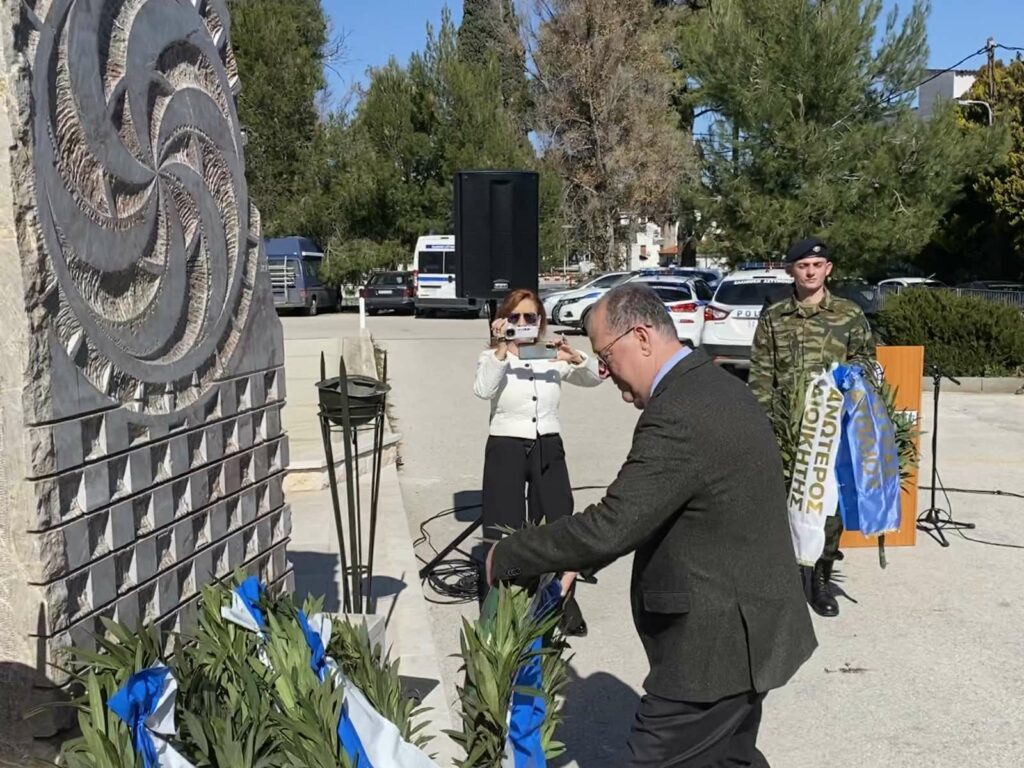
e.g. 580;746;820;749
840;345;924;548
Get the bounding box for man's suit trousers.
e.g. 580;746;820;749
627;690;769;768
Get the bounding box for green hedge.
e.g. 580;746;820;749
877;289;1024;377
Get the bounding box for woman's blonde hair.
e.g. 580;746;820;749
492;288;547;342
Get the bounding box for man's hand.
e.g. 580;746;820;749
485;544;496;586
560;570;577;597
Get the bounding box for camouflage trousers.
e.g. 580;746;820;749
822;514;844;564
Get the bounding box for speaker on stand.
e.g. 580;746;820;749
418;171;541;598
454;170;540;300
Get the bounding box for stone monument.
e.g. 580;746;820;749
0;0;290;754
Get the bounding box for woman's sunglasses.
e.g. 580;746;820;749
507;312;539;325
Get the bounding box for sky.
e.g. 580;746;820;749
323;0;1024;108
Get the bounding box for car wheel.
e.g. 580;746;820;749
307;296;318;316
579;307;591;331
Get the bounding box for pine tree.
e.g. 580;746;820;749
457;0;499;64
228;0;330;239
965;58;1024;274
328;8;556;277
681;0;1001;277
458;0;531;132
920;57;1024;282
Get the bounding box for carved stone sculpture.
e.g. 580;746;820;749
0;0;290;754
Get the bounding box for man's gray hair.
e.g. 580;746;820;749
591;283;676;337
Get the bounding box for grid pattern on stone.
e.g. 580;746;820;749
0;0;292;696
27;366;290;671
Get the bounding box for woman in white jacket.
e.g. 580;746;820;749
473;288;601;634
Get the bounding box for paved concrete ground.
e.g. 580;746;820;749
281;310;1024;768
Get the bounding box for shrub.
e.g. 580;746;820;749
876;289;1024;376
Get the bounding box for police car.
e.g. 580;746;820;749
644;281;709;347
700;263;794;369
545;271;631;324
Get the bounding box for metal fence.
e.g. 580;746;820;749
947;287;1024;310
854;284;1024;314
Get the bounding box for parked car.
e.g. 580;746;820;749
551;290;604;329
831;278;883;317
266;236;339;315
633;267;723;289
700;265;794;369
628;272;716;301
361;271;416;315
645;282;709;347
545;271;632;322
877;277;945;289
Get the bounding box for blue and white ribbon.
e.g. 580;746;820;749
832;364;901;536
221;576;273;667
297;611;439;768
297;610;332;682
107;664;195;768
787;366;844;565
502;576;563;768
334;672;439;768
220;576;267;636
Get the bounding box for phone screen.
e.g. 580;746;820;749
518;343;558;360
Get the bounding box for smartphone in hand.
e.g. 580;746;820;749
517;341;558;360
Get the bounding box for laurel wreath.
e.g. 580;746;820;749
53;576;571;767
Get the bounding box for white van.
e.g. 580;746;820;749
409;235;484;317
700;264;794;369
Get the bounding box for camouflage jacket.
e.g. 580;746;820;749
749;289;876;426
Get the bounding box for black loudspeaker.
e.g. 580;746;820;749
454;170;539;300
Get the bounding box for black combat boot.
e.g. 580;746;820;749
809;560;839;617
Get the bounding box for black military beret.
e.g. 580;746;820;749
785;237;830;264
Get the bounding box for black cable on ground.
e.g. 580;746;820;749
932;471;1024;551
920;485;1024;500
413;504;482;603
413;484;609;602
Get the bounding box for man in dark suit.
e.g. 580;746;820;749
487;284;817;767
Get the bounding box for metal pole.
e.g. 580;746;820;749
337;357;364;614
366;406;385;614
353;424;364;597
987;38;996;102
365;351;388;613
320;412;352;613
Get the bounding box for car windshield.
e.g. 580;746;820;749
680;270;718;283
369;273;408;286
714;281;793;306
588;273;627;289
651;285;693;302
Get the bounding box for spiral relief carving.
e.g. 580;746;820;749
29;0;259;417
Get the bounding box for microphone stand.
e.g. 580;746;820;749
916;365;975;546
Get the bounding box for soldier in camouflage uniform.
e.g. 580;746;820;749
749;237;875;617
